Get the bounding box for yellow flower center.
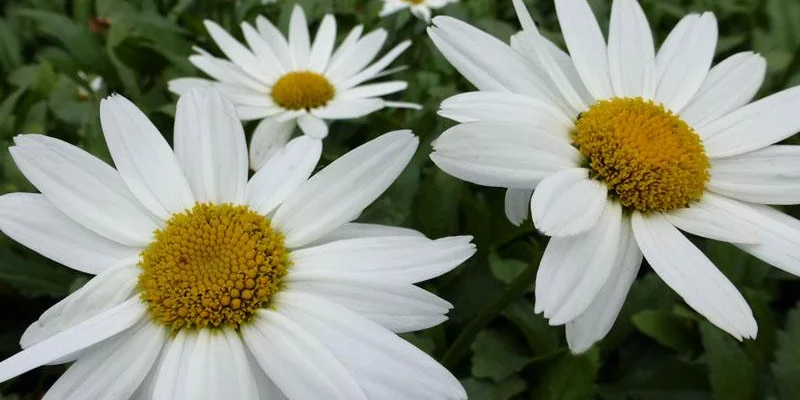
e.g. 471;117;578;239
573;97;710;212
271;71;335;111
138;203;289;331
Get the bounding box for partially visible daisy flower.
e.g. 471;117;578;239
428;0;800;352
76;71;104;101
380;0;459;23
0;89;472;399
169;5;418;170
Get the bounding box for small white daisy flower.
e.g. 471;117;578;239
169;5;418;170
0;89;472;399
428;0;800;353
380;0;459;23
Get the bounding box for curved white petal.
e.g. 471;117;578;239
631;211;757;340
188;56;264;90
297;113;329;139
665;192;763;243
654;13;717;112
0;298;146;383
532;168;608;237
565;218;641;353
276;292;467;400
99;95;195;219
325;25;366;79
247;136;322;216
204;20;271;83
255;16;293;72
607;0;656;99
699;86;800;158
306;222;425;247
273;131;417;248
431;122;582;189
340;40;411;88
291;235;475;284
326;29;387;82
289;5;311;69
313;99;385;120
708;145;800;205
248;116;297;171
285;272;452;333
178;330;259;400
680;52;766;127
731;204;800;277
505;188;533;226
240;22;284;79
309;15;337;72
241;309;368;400
0;193;140;275
534;201;623;325
10;135;158;246
339;81;407;101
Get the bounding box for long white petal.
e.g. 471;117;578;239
181;330;259;400
665;192;763;243
247;136;321;216
0;193;139;274
308;14;337;72
312;99;384;120
707;145;800;205
289;5;311;69
99;95;195;219
607;0;656;98
0;298;146;383
731;204;800;277
326;29;387;82
291;235;475;283
532;168;608;237
306;222;425;247
10;135;158;246
631;211;757;340
188;55;264;90
273;131;417;247
505;188;533;226
248;116;297;171
241;309;368;400
255;16;293;71
204;20;271;83
276;292;467;400
240;22;284;79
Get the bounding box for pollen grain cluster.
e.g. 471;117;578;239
271;71;335;110
573;97;710;212
138;203;289;331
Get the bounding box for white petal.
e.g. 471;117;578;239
707;145;800;205
0;298;146;383
431;122;582;189
607;0;657;98
306;222;425;247
699;86;800;157
177;330;259;400
248;116;297;171
665;193;763;243
273;131;417;247
188;55;264;90
534;201;622;325
43;322;165;400
631;211;757;340
654;13;717;112
255;15;293;72
248;355;288;400
411;5;432;22
10;135;158;246
204;20;271;83
247;136;322;215
312;99;384;120
241;309;368;400
505;188;533;226
554;0;614;99
174;89;248;204
325;25;366;78
308;15;337;72
327;29;387;82
0;193;139;275
20;264;139;349
289;5;311;69
291;235;475;283
276;292;467;400
532;168;608;237
168;77;213;95
240;22;284;79
438;91;574;138
150;330;193;399
339;81;407;100
297;113;329;139
680;52;767;127
100;95;195;219
566;218;641;353
340;40;411;88
734;204;800;276
285;272;452;333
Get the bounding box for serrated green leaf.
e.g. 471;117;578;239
700;323;757;400
536;350;599;400
632;310;696;352
471;329;533;382
502;299;560;355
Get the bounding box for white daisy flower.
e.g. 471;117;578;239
0;89;473;399
428;0;800;353
169;5;418;170
380;0;459;23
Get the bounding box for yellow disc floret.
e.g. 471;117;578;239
271;71;335;110
138;203;289;331
573;97;710;212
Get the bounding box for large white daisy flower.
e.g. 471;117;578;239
0;89;473;399
380;0;459;23
169;5;417;170
428;0;800;353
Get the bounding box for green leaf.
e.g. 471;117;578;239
632;310;696;352
772;302;800;400
0;19;22;72
503;299;560;355
471;329;533;382
536;350;599;400
461;376;527;400
700;323;757;400
488;251;527;285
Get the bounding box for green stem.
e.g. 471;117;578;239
440;257;539;369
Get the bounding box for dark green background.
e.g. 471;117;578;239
1;0;800;398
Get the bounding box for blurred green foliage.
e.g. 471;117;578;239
1;0;800;398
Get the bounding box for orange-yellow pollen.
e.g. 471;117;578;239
271;71;335;110
573;97;710;212
138;203;289;331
